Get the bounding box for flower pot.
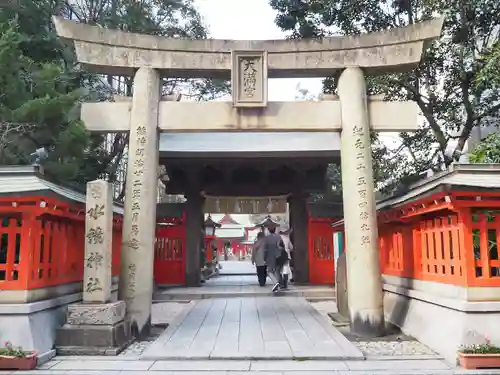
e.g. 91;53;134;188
458;352;500;369
0;351;37;370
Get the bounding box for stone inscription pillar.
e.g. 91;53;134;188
338;67;385;337
56;179;131;355
119;67;160;337
84;180;112;303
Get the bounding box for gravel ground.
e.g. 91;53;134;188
355;340;437;356
310;301;438;357
119;302;188;357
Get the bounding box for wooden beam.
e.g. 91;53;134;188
82;100;419;133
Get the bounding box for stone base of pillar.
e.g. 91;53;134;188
350;314;385;338
185;270;202;287
131;315;152;341
55;301;133;355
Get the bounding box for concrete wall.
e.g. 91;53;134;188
0;276;119;361
0;280;83;304
383;275;500;364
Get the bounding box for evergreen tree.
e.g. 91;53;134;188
270;0;500;190
469;132;500;163
0;0;229;191
0;11;97;184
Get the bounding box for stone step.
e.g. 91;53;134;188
306;296;337;302
35;357;467;374
153;288;336;301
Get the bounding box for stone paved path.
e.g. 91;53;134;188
26;262;498;374
141;297;363;360
12;357;500;375
154;275;335;300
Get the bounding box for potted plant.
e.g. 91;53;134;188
0;341;37;370
458;338;500;369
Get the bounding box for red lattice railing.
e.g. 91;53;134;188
337;191;500;288
0;196;122;291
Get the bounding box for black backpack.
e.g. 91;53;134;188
276;239;288;267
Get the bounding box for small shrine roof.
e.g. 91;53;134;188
377;163;500;209
254;215;281;228
332;163;500;227
218;214;240;225
204;214;254;227
0;166;124;214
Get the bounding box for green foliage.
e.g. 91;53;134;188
270;0;500;189
0;15;92;184
477;41;500;88
0;0;228;192
460;344;500;354
460;337;500;354
0;341;26;358
469;132;500;163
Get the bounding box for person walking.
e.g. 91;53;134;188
263;226;286;292
251;232;267;286
279;228;294;289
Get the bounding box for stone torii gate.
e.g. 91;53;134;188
53;16;443;338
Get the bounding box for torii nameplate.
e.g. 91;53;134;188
231;50;268;108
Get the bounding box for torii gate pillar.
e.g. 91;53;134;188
339;67;384;337
118;68;160;337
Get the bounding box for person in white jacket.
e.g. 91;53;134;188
279;227;294;289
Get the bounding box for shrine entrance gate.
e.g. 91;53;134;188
54;15;443;337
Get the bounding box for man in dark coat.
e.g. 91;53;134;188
263;227;286;292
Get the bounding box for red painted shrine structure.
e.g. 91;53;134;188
2;164;500;362
210;214;254;259
1;164;500;290
3;164;500;290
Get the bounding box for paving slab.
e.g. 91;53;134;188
140;297;363;360
150;360;250;371
7;359;500;375
250;360;349;371
345;359;451;371
8;371;500;375
50;360;154;371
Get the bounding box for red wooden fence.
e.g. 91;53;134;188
375;191;500;287
3;190;500;291
0;196;122;291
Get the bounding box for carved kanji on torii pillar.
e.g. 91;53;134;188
53;16;443;338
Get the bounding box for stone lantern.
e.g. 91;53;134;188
204;215;221;236
203;215;221;264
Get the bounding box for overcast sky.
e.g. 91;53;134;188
194;0;323;101
193;0;401;146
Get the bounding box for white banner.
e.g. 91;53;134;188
204;196;288;214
